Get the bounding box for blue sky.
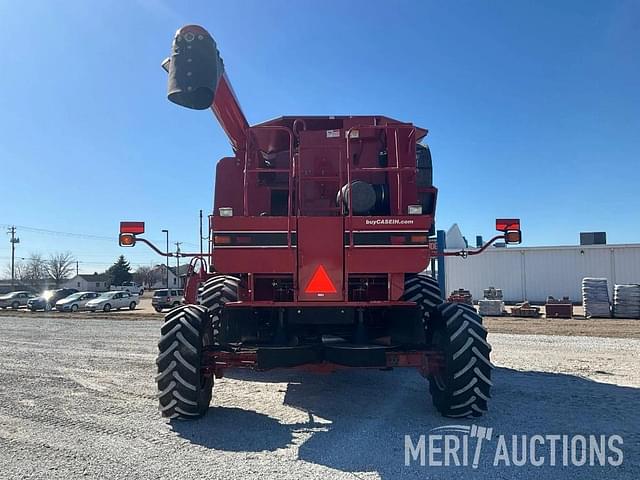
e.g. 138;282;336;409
1;0;638;273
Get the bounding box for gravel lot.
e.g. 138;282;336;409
0;316;638;479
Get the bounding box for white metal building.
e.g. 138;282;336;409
444;243;640;303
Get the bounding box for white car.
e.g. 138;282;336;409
86;291;138;312
55;291;100;312
110;282;144;296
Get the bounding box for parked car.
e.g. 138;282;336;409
27;288;78;311
86;291;138;312
55;291;100;312
151;289;184;312
110;281;144;296
0;291;35;309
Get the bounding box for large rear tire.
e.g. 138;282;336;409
199;275;240;344
402;274;492;417
428;302;492;417
402;273;443;316
156;304;213;419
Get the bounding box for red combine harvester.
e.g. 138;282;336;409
119;25;522;420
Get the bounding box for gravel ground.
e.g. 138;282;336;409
0;316;638;479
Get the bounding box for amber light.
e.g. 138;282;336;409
410;235;428;244
119;233;136;247
214;235;231;245
504;231;522;244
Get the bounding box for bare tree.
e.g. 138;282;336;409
47;252;76;287
22;253;48;287
3;260;26;282
15;260;27;282
133;265;160;287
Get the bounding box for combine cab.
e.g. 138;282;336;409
120;25;522;420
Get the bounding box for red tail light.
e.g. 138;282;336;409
495;218;520;232
120;221;145;235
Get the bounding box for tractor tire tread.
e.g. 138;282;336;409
428;302;492;418
156;304;212;419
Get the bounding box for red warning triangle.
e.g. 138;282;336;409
304;265;337;294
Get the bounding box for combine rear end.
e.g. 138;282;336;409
120;25;522;420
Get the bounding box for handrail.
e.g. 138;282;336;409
343;124;416;300
344;124;417;243
242;125;295;248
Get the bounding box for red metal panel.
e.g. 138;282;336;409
214;248;295;274
297;217;344;301
347;216;430;231
213;157;245;215
212;216;297;275
345;215;432;273
211;73;249;152
347;247;429;274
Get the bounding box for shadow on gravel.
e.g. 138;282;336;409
173;367;640;479
170;406;294;451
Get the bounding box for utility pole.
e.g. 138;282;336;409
175;242;182;288
7;226;19;291
76;260;79;276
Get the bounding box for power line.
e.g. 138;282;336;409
0;223;199;248
1;224;115;241
0;256;157;267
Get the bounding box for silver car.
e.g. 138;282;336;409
55;291;100;312
86;291;138;312
0;291;35;309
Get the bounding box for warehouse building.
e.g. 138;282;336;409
444;243;640;303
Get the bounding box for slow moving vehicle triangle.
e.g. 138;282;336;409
304;265;337;294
